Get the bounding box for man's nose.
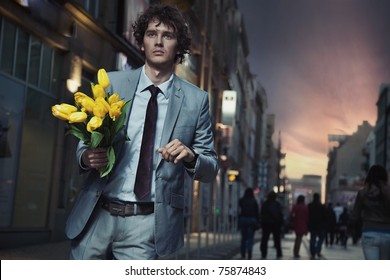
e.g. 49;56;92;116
155;34;163;46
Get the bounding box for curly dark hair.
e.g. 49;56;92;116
132;4;191;64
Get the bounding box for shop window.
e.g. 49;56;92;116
28;37;41;86
0;16;62;95
0;21;16;75
15;29;29;80
0;16;64;229
51;52;63;96
13;87;57;227
0;75;24;228
40;44;53;92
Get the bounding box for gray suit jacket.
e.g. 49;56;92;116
65;67;219;256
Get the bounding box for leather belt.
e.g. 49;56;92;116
101;196;154;217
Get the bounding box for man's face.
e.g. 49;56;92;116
142;18;178;68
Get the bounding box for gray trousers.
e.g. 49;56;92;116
69;205;156;260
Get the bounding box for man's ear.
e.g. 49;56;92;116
141;44;145;51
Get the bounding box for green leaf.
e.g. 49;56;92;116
114;100;132;134
102;126;111;146
90;131;104;149
66;125;89;142
100;146;115;178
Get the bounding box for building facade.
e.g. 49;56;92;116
326;121;373;205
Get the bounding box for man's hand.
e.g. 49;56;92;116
81;147;109;169
158;139;195;164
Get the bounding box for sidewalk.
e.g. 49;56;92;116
0;240;71;260
231;232;365;260
0;232;241;260
0;231;364;260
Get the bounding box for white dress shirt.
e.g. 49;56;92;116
104;66;172;201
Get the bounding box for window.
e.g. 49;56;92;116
0;17;62;95
0;21;16;75
15;29;29;80
0;16;64;228
75;0;100;18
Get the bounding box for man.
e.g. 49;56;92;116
260;191;283;259
65;4;219;259
308;193;327;259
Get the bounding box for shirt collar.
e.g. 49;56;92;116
140;66;173;99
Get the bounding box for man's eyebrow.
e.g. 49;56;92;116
145;29;176;36
163;31;176;36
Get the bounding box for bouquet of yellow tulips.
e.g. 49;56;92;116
51;68;130;177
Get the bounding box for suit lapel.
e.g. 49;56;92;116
124;68;142;129
157;76;184;167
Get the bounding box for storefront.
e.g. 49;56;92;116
0;16;65;247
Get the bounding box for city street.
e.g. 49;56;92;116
231;232;364;260
0;231;364;260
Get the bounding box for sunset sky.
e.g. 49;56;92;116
237;0;390;183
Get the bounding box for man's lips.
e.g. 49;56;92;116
153;49;164;55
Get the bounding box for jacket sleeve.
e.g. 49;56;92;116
187;92;219;183
76;141;90;174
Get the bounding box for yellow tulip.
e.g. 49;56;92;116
74;92;95;113
57;103;78;113
51;103;78;120
112;100;125;109
109;100;125;121
87;116;103;132
91;83;106;99
108;93;120;105
68;111;88;123
97;68;110;89
74;91;87;105
81;98;95;114
97;97;111;109
52;107;70;121
109;105;122;121
74;92;94;106
93;97;110;118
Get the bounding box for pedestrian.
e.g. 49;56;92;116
350;164;390;259
324;202;336;247
338;207;349;248
290;195;308;258
65;3;219;260
260;191;283;259
238;188;260;259
333;202;343;244
308;193;327;259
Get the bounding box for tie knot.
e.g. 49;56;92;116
148;85;159;97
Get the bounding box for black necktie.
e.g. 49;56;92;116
134;85;159;199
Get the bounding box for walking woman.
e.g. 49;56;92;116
238;188;260;259
350;164;390;259
290;195;308;258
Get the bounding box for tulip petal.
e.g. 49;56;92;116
97;68;110;89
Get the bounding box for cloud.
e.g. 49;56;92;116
238;0;390;179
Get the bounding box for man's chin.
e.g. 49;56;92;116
147;59;175;70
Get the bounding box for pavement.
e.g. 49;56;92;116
231;232;365;260
0;231;364;260
0;232;241;260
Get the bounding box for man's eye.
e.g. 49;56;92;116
164;34;174;40
147;32;156;37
